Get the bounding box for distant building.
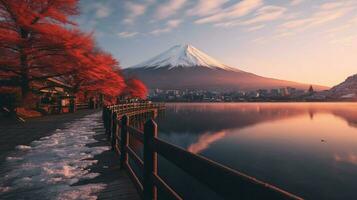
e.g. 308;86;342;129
271;89;280;97
257;89;269;97
247;91;259;98
292;89;305;97
287;87;297;95
308;85;314;94
278;88;288;96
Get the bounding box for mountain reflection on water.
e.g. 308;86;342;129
155;103;357;200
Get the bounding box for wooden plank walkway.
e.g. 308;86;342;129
75;120;140;200
0;109;98;163
0;110;140;200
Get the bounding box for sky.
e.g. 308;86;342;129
76;0;357;87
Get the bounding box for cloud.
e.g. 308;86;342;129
252;31;295;44
254;1;357;44
123;2;150;25
155;0;187;20
150;19;182;35
274;31;295;39
329;35;357;46
320;1;350;10
214;5;286;28
325;16;357;46
290;0;305;6
251;36;269;44
326;16;357;34
195;0;263;24
187;0;228;17
242;6;286;25
80;2;113;19
95;4;112;18
117;31;139;38
280;1;357;31
245;24;265;32
167;19;182;28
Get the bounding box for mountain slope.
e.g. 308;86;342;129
326;74;357;99
124;44;328;91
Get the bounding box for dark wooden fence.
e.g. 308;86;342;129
103;102;303;200
76;103;90;110
45;103;89;113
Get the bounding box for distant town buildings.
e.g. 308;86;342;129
149;86;314;102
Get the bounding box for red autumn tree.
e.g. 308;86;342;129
0;0;147;107
124;78;148;99
0;0;148;106
68;49;125;97
0;0;80;99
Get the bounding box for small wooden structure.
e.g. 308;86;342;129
103;102;303;200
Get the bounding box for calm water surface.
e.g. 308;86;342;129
155;103;357;200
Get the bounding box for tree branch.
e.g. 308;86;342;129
29;71;74;81
0;66;21;75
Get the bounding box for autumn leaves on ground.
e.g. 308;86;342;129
0;0;147;115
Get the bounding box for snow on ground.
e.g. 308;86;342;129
0;112;109;200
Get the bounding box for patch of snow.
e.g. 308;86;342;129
0;112;109;199
131;44;240;72
15;145;32;150
0;186;11;193
341;93;356;98
6;156;23;161
57;184;106;200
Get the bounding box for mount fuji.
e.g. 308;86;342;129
124;44;328;91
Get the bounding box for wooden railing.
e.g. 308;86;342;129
76;103;89;110
103;103;303;200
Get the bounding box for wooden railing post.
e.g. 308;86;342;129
108;109;113;139
104;108;110;136
144;119;158;200
120;115;129;169
69;98;75;113
111;112;118;151
102;107;107;131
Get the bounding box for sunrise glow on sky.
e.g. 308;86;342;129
76;0;357;87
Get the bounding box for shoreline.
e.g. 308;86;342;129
153;101;357;103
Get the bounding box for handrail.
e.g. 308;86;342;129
153;137;301;199
103;102;303;200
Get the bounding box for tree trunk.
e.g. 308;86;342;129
20;69;29;99
19;28;30;103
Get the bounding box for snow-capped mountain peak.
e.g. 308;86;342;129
131;44;240;71
124;44;329;91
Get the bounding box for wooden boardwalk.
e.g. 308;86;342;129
0;109;98;163
0;109;140;200
75;121;140;200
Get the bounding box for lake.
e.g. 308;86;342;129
154;103;357;200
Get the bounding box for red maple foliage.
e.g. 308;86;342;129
61;41;126;98
0;0;146;106
124;78;148;99
0;0;80;97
